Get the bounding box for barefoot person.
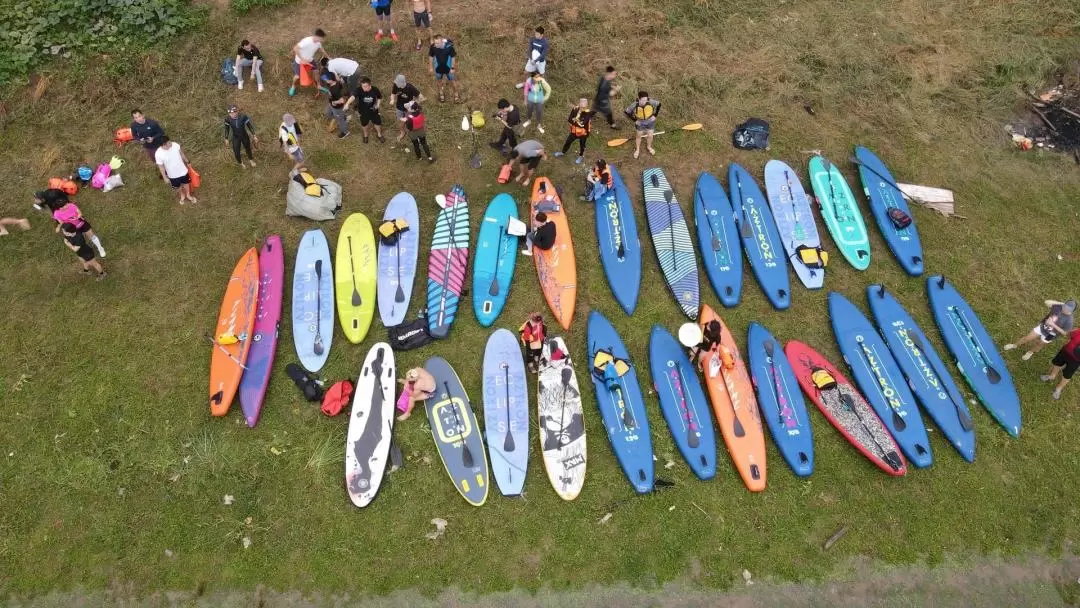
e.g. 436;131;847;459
234;39;264;92
397;367;435;420
372;0;398;43
428;35;460;103
154;136;196;205
279;113;304;170
521;71;551;133
592;66;620;130
553;98;593;164
223;104;258;168
346;77;386;143
129;109;166;164
60;222;106;280
289;29;328;97
624;91;660;158
0;217;30;236
508;139;546;185
1005;299;1076;361
1042;328;1080;400
411;0;432;50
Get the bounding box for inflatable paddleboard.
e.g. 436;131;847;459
594;164;642;315
829;291;932;468
927;275;1021;437
855;146;924;276
643;167;699;319
426;186;470;339
764;160;825;289
648;325;717;480
786;340;907;476
587;310;654;494
238;236;283;427
336;213;377;343
694;171;742;307
482;329;529;496
868;285;975;462
209;247;260;417
377;193;420;327
729;163;790;310
746;322;814;477
345;343;396;507
293;229;334;372
473;194;519;327
808;155;870;270
531;177;577;330
537;337;586;500
425;356;489;506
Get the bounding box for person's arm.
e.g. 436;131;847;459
449;47;457;74
179;148;190;166
223;119;232;143
653;100;661;117
63;238;78;253
245;116;258;141
540;79;551;102
428;48;435;74
1048;319;1068;334
343;93;356;112
373;93;382;111
1046;300;1063;308
157;162;169;182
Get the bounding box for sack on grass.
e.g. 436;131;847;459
102;173;124;192
321;380;354;416
286;169;342;221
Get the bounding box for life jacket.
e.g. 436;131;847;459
796;245;829;269
630;100;658;121
280;123;301;150
113;127;134;146
592;168;613;189
292;170;324;196
321;380;354;416
378;218;411;245
520;320;546;344
810;367;838;391
48;177;78;196
407;113;426;131
569;108;590;137
887;207;912;229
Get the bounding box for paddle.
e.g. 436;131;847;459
556;365;574;443
762;340;789;426
671;362;700;448
905;330;975;431
204;334;248;370
606;123;703;147
445;381;475;469
436;196;462;326
695;190;722;251
853;338;906;431
488;226;505;296
734;170;754;239
501;363;515;452
664;189;678;271
313;259;325;356
393;236;405;302
840;392;904;472
346;236;362;307
819;156;843;222
716;329;746;438
949;306;1003;384
849;154;907;197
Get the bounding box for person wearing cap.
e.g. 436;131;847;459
279;114;304;170
681;320;721;363
1005;299;1077;360
391;74;424;141
321;56;361;92
289;28;329;97
223;104;258;168
234;39;264;92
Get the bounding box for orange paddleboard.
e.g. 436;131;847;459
209;248;260;417
530;177;577;329
697;305;767;491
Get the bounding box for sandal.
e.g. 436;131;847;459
438;92;445;103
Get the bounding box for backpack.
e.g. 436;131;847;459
388;315;434;351
286;363;324;402
732;117;770;150
321;380;354;416
887;207;912;229
221;58;239;85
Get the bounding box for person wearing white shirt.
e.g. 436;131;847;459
154;136;197;205
289;28;329;97
322;56;361;91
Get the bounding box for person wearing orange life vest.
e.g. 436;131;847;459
402;102;434;162
584;158;613;201
520;312;548;372
681;320;722;364
553;98;593;165
624;91;661;159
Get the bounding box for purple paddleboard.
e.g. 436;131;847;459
238;235;285;427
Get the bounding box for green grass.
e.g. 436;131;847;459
2;0;1080;598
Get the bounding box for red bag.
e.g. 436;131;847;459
114;127;133;146
497;163;512;184
187;164;201;189
321;380;354;416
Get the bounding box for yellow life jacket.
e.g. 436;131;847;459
378;218;411;244
810;367;837;391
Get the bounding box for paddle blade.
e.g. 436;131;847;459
462;445;475;468
314;259;323;276
956;403;975;431
607;137;630;147
680;123;704;131
313;340;324;356
740;210;753;239
617;241;625;258
986;366;1002;384
732;412;746;438
884;451;904;472
892;408;906;432
352;288;361;307
395;284;405;302
470;154;482;169
561;366;573;384
504;431;515;452
687;431;700;448
488;277;500;296
711;234;721;251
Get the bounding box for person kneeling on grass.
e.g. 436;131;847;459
519;312;548;373
0;217;30;236
521;211;555;257
223;104;258;168
154;136;197;205
397;367;435;420
402;103;434;163
508;139;546;185
60;222;106;281
1005;298;1076;361
1042;328;1080;400
624;91;660;159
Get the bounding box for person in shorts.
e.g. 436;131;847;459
1042;328;1080;400
289;28;328;97
279;113;304;170
624;91;660;158
391;74;424;141
411;0;432;51
129;109;166;163
154;136;196;205
322;56;361;92
346;77;386;143
1005;299;1076;360
516;27;549;89
428;35;460;103
234;39;264;92
60;222;106;280
0;217;30;236
508;139;546;186
372;0;398;43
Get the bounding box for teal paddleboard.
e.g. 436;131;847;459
808;155;870;270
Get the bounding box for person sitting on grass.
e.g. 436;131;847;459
521;211;555;257
1042;328;1080;400
345;77;386;144
519;312;548;373
234;39;264;92
508;139;546;186
279;114;304;171
0;217;30;236
397;367;435;420
1005;299;1076;361
60;222;106;281
624;91;660;158
223;104;258;168
154;136;197;205
553;98;593;164
402;103;434;163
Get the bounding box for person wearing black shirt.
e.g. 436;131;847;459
345;77;386;144
490;98;521;152
391;74;424;141
129;108;166;162
522;212;555;256
61;223;106;280
325;80;350;139
223;104;258;167
592;66;620;129
428;35;460;103
234;40;264;92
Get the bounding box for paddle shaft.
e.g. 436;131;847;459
763;340;791;426
347;236;361;306
840;392;902;471
502;364;515;452
671;362;700;448
393;235;405;302
313;259;324;355
904;329;975;431
950;307;1002;383
489;226;504;296
437;198;461;324
716;331;747;438
445;381;474;468
695;190;722;251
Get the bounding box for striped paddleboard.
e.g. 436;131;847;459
642;167;699;320
426;186;470;339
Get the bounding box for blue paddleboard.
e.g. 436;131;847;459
292;229;334;373
643;167;699;319
587;310;654;493
763;160;826;289
854;146;924;276
829;291;932;468
867;285;975;462
745;322;814;477
594;164;642;315
473;194;519;327
694;171;743;307
729;163;790;310
647;325;717;480
377;192;420;327
483;328;529;495
927;275;1021;437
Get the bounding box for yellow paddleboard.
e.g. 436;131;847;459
336;213;377;343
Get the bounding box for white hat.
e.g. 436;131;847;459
678;323;703;348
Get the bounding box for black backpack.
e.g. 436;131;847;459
285;363;324;402
388;315;434;351
732;118;770;150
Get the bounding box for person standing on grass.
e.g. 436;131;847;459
521;211;555;256
0;217;30;236
521;71;551;133
516;27;549;90
289;29;328;97
154;136;197;205
624;91;660;158
325;78;351;139
279;114;304;170
490;98;521;152
1042;328;1080;400
322;56;361;92
391;74;424;141
401;103;434;163
36;192;107;257
345;77;386;144
508;139;546;186
223;104;258;168
592;66;620;130
411;0;433;51
428;35;460;103
130;109;166;164
234;40;264;92
372;0;398;43
1005;299;1076;361
60;222;106;281
553;98;593;164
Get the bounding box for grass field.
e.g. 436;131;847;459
2;0;1080;599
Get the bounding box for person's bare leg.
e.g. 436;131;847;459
646;130;655;155
1041;364;1061;382
0;218;30;235
1022;340;1050;360
1005;331;1039;350
1053;377;1070;400
633;131;643;158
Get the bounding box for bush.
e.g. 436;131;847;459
0;0;203;86
230;0;296;14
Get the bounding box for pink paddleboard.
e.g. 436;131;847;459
238;235;285;427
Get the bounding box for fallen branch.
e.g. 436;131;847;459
1029;103;1060;134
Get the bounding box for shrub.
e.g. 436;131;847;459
230;0;296;14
